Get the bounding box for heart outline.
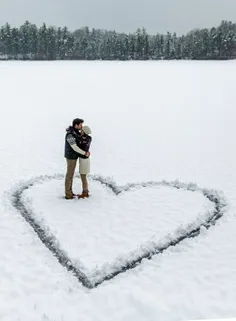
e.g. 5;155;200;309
10;174;227;289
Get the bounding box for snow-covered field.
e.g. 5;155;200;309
0;61;236;320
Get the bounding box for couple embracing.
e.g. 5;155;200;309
64;118;92;199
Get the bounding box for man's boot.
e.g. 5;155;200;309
65;192;74;200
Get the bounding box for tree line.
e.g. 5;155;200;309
0;20;235;60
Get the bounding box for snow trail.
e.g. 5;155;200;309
8;174;227;288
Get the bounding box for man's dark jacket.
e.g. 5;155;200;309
64;126;92;160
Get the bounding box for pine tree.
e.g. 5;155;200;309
19;21;31;59
47;26;57;60
209;27;217;58
135;28;142;59
11;27;20;59
38;23;48;59
0;23;12;57
224;30;235;58
80;27;90;59
164;32;171;59
201;29;209;58
66;33;76;59
142;28;149;60
128;34;135;60
29;24;38;59
171;32;177;59
89;28;97;60
122;34;129;60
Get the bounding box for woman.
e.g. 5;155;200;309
77;125;92;199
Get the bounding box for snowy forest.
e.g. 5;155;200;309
0;20;236;60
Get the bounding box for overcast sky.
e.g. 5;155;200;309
0;0;235;35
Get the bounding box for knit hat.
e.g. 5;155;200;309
82;125;92;135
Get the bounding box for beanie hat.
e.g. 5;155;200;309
82;125;92;135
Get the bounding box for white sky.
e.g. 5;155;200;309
0;0;235;35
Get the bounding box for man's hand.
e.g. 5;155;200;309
85;151;90;157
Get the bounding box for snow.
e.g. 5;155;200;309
0;60;236;320
20;176;215;284
189;318;236;321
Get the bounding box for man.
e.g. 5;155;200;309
64;118;90;199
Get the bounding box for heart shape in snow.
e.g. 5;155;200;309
11;174;226;288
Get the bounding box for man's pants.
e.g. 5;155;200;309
65;159;77;197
